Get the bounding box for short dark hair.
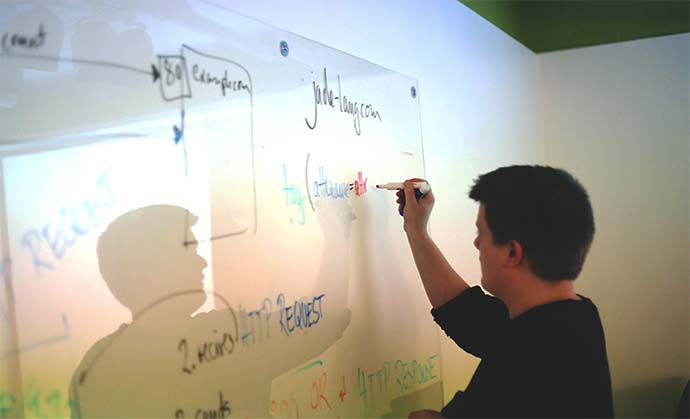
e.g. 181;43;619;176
469;165;595;281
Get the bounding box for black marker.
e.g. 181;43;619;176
376;182;430;215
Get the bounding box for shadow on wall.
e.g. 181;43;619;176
69;204;353;418
382;382;444;419
614;376;688;418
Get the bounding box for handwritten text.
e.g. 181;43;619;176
305;68;382;136
20;168;115;277
1;24;46;52
277;293;325;337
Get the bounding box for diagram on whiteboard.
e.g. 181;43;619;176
0;3;438;418
2;25;257;244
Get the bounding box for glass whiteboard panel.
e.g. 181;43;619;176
0;1;441;417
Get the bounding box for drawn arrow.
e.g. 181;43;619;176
1;51;161;83
151;63;160;82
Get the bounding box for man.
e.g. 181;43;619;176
398;166;613;418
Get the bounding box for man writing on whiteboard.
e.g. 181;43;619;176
398;166;613;418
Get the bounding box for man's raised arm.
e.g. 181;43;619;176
398;179;469;309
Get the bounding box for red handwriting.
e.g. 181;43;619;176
310;372;332;411
272;371;349;416
269;394;300;419
338;376;347;402
353;171;367;196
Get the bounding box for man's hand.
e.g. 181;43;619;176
408;409;443;419
396;178;435;238
396;178;469;308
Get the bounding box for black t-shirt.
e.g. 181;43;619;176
432;286;613;418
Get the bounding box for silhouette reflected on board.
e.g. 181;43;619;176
70;202;353;418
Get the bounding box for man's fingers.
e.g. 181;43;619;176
394;178;431;217
420;188;435;205
403;183;418;208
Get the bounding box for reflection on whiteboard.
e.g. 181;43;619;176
0;2;439;418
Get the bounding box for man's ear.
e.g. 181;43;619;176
506;240;524;267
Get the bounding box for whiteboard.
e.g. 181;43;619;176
0;1;441;417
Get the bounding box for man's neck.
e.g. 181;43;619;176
504;277;579;319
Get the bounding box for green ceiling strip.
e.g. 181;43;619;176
460;0;689;53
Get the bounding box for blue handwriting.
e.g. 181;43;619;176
282;164;306;225
313;166;350;199
277;293;325;337
239;297;273;347
20;168;115;277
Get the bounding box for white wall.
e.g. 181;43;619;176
224;2;690;417
223;0;544;405
538;34;690;417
